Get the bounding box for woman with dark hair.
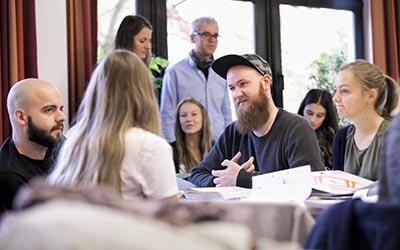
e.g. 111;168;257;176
298;89;339;169
170;97;213;174
114;15;152;66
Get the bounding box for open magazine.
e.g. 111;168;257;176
311;170;375;197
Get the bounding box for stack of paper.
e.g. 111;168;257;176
182;187;252;200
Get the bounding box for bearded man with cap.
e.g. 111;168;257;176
189;54;324;188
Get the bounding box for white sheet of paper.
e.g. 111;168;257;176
244;165;312;202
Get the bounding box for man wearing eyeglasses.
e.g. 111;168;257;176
160;17;232;143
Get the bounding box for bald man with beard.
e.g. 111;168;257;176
0;79;65;212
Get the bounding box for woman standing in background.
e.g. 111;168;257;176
298;89;339;169
332;60;399;180
114;15;152;66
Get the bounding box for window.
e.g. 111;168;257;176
280;5;356;112
267;0;364;109
97;0;136;61
166;0;255;65
131;0;365;110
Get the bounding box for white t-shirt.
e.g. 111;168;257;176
120;128;178;200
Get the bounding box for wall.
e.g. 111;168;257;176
35;0;69;128
363;0;372;62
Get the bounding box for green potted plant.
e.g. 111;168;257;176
149;56;169;105
149;56;169;90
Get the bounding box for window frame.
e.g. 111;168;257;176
136;0;364;107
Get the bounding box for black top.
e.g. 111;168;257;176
169;141;180;173
332;125;351;171
0;138;54;212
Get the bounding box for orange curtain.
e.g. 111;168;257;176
66;0;97;123
0;0;38;143
370;0;400;83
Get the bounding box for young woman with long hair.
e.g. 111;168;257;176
48;50;178;201
298;89;339;169
170;97;213;174
332;60;399;180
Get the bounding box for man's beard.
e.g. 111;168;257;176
28;116;63;148
235;85;270;135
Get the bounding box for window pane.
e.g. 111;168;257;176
167;0;255;65
280;5;355;113
97;0;136;62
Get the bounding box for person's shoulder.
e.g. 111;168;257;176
169;141;177;150
392;115;400;125
389;116;400;132
125;127;160;140
380;118;392;133
0;169;26;193
0;138;16;171
218;122;247;143
208;69;227;83
125;128;170;149
0;171;23;182
337;125;352;134
280;109;304;119
165;57;190;71
334;125;352;141
223;122;239;134
0;137;13;153
377;118;397;138
277;109;309;128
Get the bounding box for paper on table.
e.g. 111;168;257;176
311;170;374;196
182;186;252;200
244;165;313;202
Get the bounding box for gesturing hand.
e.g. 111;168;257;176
212;152;255;187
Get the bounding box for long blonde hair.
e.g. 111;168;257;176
340;60;399;119
48;50;160;192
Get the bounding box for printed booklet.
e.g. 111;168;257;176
311;170;375;197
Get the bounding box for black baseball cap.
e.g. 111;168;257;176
212;54;272;79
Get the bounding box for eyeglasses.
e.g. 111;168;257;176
194;32;219;40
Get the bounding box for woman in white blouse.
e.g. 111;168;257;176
48;50;178;201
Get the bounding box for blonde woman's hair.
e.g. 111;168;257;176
340;60;399;119
48;50;160;192
174;97;212;172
